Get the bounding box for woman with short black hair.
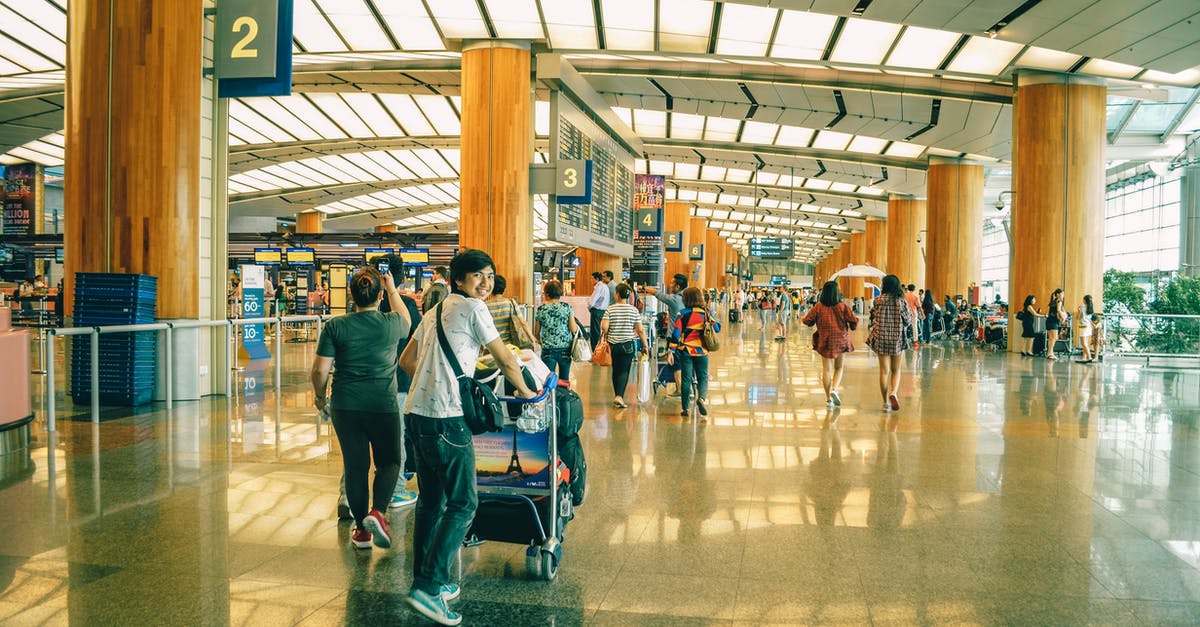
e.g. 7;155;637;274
534;280;579;381
1046;288;1066;361
1018;295;1039;356
601;282;648;408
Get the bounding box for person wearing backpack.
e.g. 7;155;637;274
803;281;858;407
398;249;535;626
669;287;721;421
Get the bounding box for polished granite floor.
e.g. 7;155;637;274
4;315;1200;625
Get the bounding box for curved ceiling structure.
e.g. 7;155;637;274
2;0;1200;262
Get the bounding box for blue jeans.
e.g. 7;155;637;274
405;413;478;596
921;316;932;343
540;346;571;381
678;352;709;411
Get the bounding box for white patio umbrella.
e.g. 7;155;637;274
829;264;886;279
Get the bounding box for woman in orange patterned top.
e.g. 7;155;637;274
668;287;721;421
803;281;858;407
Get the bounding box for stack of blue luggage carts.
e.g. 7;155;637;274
71;273;157;406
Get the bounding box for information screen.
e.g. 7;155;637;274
286;247;314;265
549;93;635;257
400;248;430;267
770;275;790;286
365;248;394;263
749;238;794;260
254;248;282;265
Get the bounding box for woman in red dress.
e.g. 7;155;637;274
803;281;859;406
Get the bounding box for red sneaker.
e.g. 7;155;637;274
351;526;373;549
363;509;391;548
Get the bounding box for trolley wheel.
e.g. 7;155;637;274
540;549;558;581
525;545;542;579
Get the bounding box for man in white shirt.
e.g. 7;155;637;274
587;271;610;349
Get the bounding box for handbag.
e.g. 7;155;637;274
508;300;535;350
637;357;651;403
700;311;720;352
433;302;505;435
571;330;592;362
591;338;613;367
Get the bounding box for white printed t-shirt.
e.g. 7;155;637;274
405;293;501;418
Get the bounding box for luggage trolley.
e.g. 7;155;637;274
467;373;571;581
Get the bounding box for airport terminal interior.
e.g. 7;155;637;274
3;0;1200;624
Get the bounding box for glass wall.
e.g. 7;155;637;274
980;219;1009;303
1104;172;1181;273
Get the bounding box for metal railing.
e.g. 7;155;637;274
1104;313;1200;360
42;314;328;432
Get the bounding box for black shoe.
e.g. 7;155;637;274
696;398;708;416
680;409;689;417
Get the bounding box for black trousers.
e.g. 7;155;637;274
589;307;605;349
610;340;636;398
331;408;402;526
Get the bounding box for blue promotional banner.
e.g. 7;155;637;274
240;265;271;360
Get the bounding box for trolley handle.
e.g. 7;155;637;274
497;373;558;404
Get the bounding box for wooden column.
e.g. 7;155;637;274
689;217;708;289
846;232;866;299
1011;71;1106;347
575;249;622;294
297;212;323;234
865;218;887;296
458;42;533;303
886;197;927;287
926;159;984;302
706;229;724;289
374;225;398;233
65;0;202;319
664;201;691;284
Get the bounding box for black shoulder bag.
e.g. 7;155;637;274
434;302;505;435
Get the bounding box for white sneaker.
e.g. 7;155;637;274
830;390;841;406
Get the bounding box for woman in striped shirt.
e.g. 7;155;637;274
600;283;648;408
669;286;720;420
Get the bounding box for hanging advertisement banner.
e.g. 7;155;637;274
239;264;271;360
630;175;665;286
3;163;41;236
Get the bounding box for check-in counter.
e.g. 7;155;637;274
0;307;33;455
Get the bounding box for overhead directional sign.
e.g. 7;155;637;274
749;237;794;260
217;0;294;98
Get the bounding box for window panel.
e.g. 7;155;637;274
379;94;435;135
946;37;1023;76
378;0;445;50
541;0;598;49
830;18;901;66
602;0;655;51
307;93;374;137
658;0;714;53
428;0;490;39
273;95;350;139
414;96;461;135
670;112;705;140
886;26;959;70
315;0;394;51
293;0;349;52
715;3;776;57
770;11;836;60
484;0;544;38
704;117;741;142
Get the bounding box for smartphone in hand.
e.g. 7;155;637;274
378;262;390;275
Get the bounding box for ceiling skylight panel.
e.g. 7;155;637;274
1141;67;1200;86
946;37;1023;75
413;149;457;178
858;186;884;195
417;183;457;204
829;182;857;192
812;130;852;150
830;18;901;66
394;151;438;178
633;109;667;138
1014;46;1081;72
293;0;349;52
1078;58;1143;80
715;3;776;57
670;113;705;140
612;107;633;128
245;168;309;190
725;168;753;183
378;0;444;50
536;101;550;136
428;0;490;39
371;152;417;179
483;0;544;39
754;171;780;186
229;101;295;142
650;160;673;175
541;0;597;49
675;163;700;179
658;0;713;53
665;187;677;200
775;126;814;147
601;0;655;51
697;191;718;204
439;150;461;174
804;179;832;190
0;32;59;72
227;119;271;145
227;180;257;194
414;96;461;135
6;147;60;166
739;121;778;144
379;189;417;206
885;141;925;158
342;153;397;181
885;26;958;70
677;189;698;201
379;95;435;135
695;208;713;218
770;11;836;60
340;93;403;137
312;155;376;182
717;193;736;204
847;136;886;154
0;6;64;64
315;0;393;51
15;1;65;40
236;99;321;141
704;117;740;142
270;95;349;139
275;161;341;186
0;55;25;76
307;94;374;137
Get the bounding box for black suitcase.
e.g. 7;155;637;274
555;386;587;506
1032;333;1046;355
728;308;739;323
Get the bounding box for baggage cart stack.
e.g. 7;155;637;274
70;273;158;406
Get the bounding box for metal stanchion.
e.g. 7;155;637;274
32;328;47;374
45;331;55;433
165;324;174;407
274;317;283;404
90;329;99;423
225;320;233;396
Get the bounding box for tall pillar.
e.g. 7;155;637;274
1181;151;1200;277
664;201;691;284
689;217;708;289
886;196;927;287
575;249;622;295
926;159;984;301
297;212;322;234
706;230;724;290
1011;72;1106;341
865;218;887;296
458;42;533;303
375;225;398;233
846;232;866;299
65;0;202;319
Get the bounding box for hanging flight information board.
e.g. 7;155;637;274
549;92;635;257
749;237;794;259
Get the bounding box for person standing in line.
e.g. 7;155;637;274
534;280;579;382
1018;295;1039;356
587;272;611;350
804;281;858;407
399;250;535;626
1075;294;1095;363
601;283;649;408
921;290;936;343
422;266;450;313
1045;288;1066;361
310;267;412;549
669;286;720;420
903;284;923;347
867;275;914;412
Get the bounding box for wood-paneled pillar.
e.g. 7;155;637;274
846;232;866;299
926;159;984;302
664;201;691;285
1011;71;1106;348
374;224;398;233
865;218;887;296
689;217;708;289
297;212;323;234
574;249;622;295
65;0;202;318
886;196;927;288
706;230;724;290
458;41;533;303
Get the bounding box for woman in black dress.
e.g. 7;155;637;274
1045;289;1065;361
1019;295;1039;356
